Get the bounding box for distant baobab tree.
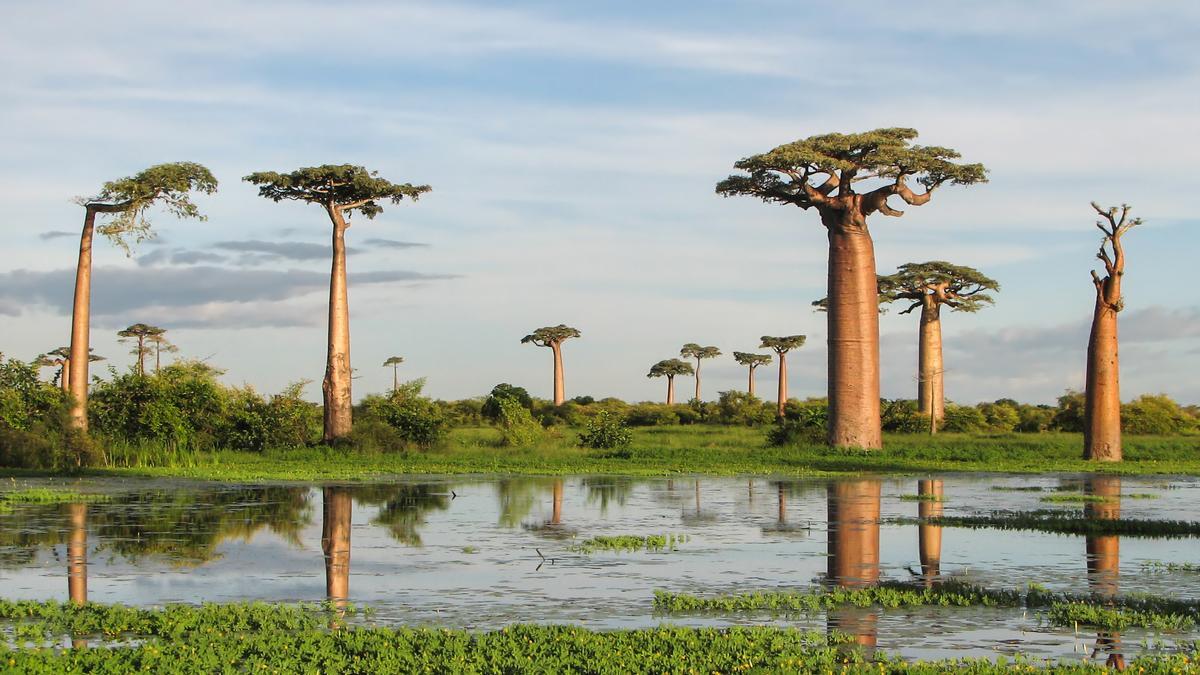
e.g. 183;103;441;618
66;162;217;430
383;356;404;393
760;336;806;419
38;347;103;393
718;129;986;448
878;262;998;428
1084;203;1141;462
732;351;772;397
679;343;721;401
146;332;178;373
118;323;166;376
521;325;581;406
647;358;693;405
245;165;431;443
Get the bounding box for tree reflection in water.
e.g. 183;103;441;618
1085;476;1125;671
826;480;881;650
321;487;352;612
354;484;450;546
917;479;943;586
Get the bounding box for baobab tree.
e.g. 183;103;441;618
760;335;806;419
245;165;430;442
718;129;986;448
67;162;218;430
679;343;721;401
878;262;998;428
646;358;693;405
520;325;582;406
383;356;404;393
117;323;166;376
146;332;178;373
37;347;102;393
732;351;772;396
1084;203;1141;462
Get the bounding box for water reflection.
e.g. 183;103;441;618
1085;476;1124;670
826;480;882;649
761;482;808;536
322;487;352;610
67;502;87;605
917;479;943;586
357;484;450;546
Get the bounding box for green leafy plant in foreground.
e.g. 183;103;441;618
571;533;688;554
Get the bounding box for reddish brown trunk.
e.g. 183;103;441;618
551;343;565;406
827;480;881;648
666;375;675;405
693;357;702;401
322;487;352;609
60;360;71;393
776;353;787;419
917;479;943;584
747;364;756;396
917;301;944;426
67;208;97;431
1084;300;1121;461
323;211;353;442
67;502;88;605
825;226;882;449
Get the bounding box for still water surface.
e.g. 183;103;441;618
2;474;1197;665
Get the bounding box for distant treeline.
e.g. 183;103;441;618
1;353;1196;470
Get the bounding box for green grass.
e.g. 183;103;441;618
0;488;109;513
6;427;1198;482
570;533;687;554
1038;494;1108;504
1;599;1198;673
906;511;1200;538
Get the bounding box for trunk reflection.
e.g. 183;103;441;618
826;480;881;650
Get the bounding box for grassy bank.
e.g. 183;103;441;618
2;427;1198;482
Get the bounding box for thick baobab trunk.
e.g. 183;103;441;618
67;208;97;432
917;479;943;584
775;354;787;419
67;502;88;605
60;360;71;393
323;212;353;442
322;487;352;609
826;227;882;449
551;343;565;406
917;301;945;426
827;480;881;649
1084;299;1121;461
665;375;675;405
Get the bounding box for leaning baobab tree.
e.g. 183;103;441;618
760;335;805;419
718;129;986;448
646;358;693;405
245;165;430;442
67;162;218;430
1084;203;1141;462
520;325;581;406
732;351;772;396
878;262;998;429
117;323;166;376
383;356;405;393
679;343;721;401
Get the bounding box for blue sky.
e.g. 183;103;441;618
1;0;1198;404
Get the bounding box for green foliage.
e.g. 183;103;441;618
243;164;430;219
496;396;541;447
520;324;581;346
878;261;999;314
767;411;826;446
217;381;319;452
1052;390;1086;432
941;403;987;433
481;383;532;422
359;380;449;448
89;361;226;452
85;162;218;252
646;358;693;379
680;343;721;361
760;335;806;354
732;351;772;368
714;390;773;426
977;401;1020;432
913;510;1200;538
625;403;680;426
577;411;633;449
881;399;926;433
0;356;67;433
571;533;686;553
1123;394;1196;435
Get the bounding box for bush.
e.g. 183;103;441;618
1051;390;1085;432
578;411;633;449
359;380;449;448
766;417;824;446
978;401;1020;433
0;356;68;432
941;404;987;433
496;396;541;447
89;361;226;452
1123;394;1195;435
881;399;925;433
626;404;679;427
481;383;532;422
713;391;773;426
1016;405;1055;433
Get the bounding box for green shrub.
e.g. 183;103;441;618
978;401;1020;432
1051;390;1085;432
626;403;679;426
578;411;633;449
714;391;773;426
1123;394;1195;435
766;413;825;446
941;403;987;433
481;383;532;422
359;381;449;449
88;362;227;452
881;399;925;433
496;396;541;447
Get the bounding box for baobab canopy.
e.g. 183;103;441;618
760;336;806;354
647;359;693;378
732;352;772;367
521;325;581;346
81;161;218;252
879;262;999;314
243;164;431;218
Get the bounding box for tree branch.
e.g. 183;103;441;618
898;301;923;315
894;176;933;206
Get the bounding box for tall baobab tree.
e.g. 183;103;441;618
647;358;693;405
146;332;178;373
67;163;218;430
679;343;721;401
760;335;806;419
718;129;986;449
732;351;772;396
520;325;581;405
245;165;430;442
118;323;166;375
382;356;404;394
878;262;998;428
1084;203;1141;462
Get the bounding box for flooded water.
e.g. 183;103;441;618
2;473;1198;665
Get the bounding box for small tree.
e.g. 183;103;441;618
679;343;721;401
877;262;998;429
117;323;166;376
146;333;178;373
67;162;217;431
732;351;772;396
718;129;985;448
760;336;806;419
646;359;693;405
520;325;581;405
383;356;405;393
1084;202;1141;461
37;347;104;393
245;165;430;443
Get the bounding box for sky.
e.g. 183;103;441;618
1;0;1198;405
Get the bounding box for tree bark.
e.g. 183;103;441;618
67;208;97;432
917;479;943;585
826;479;881;649
323;210;353;442
67;502;88;605
666;375;675;405
136;336;146;376
322;487;352;610
917;300;945;426
693;357;702;402
825;226;882;449
392;365;398;394
551;343;565;406
1084;293;1121;461
776;353;787;419
747;365;756;396
60;360;71;394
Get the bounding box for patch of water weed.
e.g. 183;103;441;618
1039;493;1108;504
0;489;109;513
570;533;688;554
902;510;1200;538
1048;602;1196;632
900;493;947;502
1128;493;1162;499
989;485;1044;492
1143;561;1200;574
